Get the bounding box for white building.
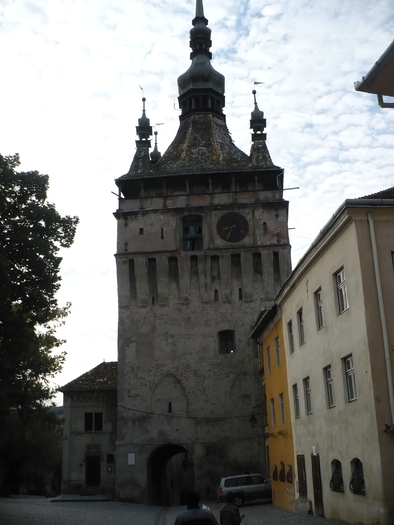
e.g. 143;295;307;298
276;189;394;524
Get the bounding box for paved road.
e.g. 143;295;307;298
0;497;347;525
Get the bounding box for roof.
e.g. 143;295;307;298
354;40;394;98
60;362;117;392
276;187;394;304
360;187;394;199
118;113;278;182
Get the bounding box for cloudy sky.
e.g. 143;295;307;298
1;0;393;400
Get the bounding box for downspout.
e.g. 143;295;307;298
367;213;394;424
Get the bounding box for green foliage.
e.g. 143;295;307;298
0;153;78;493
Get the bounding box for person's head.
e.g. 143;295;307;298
226;492;236;504
186;490;200;509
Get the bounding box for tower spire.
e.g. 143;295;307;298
177;0;225;120
250;90;267;141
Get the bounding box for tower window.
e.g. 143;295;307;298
139;228;144;235
218;330;235;354
183;216;203;251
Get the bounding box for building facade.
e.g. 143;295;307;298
251;306;296;512
275;190;394;524
60;362;117;495
113;0;291;504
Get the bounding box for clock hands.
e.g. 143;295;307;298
221;224;236;239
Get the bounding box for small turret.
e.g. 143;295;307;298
136;97;152;144
250;90;267;141
150;131;161;164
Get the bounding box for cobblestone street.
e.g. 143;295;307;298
0;497;348;525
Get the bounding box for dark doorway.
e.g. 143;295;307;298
85;455;101;487
147;444;194;506
311;453;324;516
296;454;307;498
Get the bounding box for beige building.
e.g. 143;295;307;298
276;189;394;524
60;362;117;495
113;0;291;504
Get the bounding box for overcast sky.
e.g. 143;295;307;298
0;0;393;401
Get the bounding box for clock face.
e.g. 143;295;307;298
217;212;249;242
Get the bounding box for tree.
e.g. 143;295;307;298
0;153;78;494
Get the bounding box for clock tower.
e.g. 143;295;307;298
114;0;291;504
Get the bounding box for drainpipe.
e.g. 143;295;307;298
367;213;394;424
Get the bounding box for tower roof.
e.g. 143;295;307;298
117;1;280;190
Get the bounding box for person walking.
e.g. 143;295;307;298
219;492;245;525
175;490;219;525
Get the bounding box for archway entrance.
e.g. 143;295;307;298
147;444;195;506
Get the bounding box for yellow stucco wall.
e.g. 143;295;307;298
261;316;295;511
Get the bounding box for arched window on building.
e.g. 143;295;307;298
349;458;365;495
330;459;344;493
279;462;285;482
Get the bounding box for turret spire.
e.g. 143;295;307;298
177;0;225;120
250;90;267;141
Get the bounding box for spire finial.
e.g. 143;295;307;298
196;0;205;18
250;90;267;141
136;97;152;143
150;131;161;163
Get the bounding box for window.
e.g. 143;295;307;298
183;216;203;251
330;460;344;493
287;320;295;354
84;412;103;432
297;308;305;345
286;465;293;483
270;398;276;426
279;462;285;482
219;330;235;354
275;337;281;366
335;268;349;313
344;354;357;401
303;377;312;414
266;347;271;374
324;366;335;408
314;287;324;329
279;393;285;423
292;384;300;418
139;228;144;235
349;458;365;495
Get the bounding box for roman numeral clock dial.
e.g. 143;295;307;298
217;212;249;242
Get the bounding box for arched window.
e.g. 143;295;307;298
286;465;293;484
349;458;365;495
279;462;285;482
183;216;203;251
272;465;278;481
330;459;344;493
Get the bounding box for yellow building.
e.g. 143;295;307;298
251;306;295;511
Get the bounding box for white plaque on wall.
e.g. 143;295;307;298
128;453;136;465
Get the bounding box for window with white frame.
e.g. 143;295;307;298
335;268;349;314
314;287;324;329
287;320;295;354
275;337;281;366
344;354;357;401
270;398;276;426
297;308;305;345
279;393;285;423
266;347;271;374
292;384;300;418
324;365;335;408
303;377;312;414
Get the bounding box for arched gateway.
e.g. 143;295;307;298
148;444;195;506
